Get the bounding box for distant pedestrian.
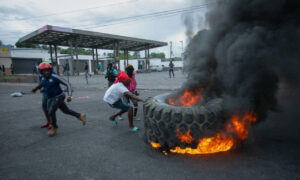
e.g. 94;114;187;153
63;62;69;75
84;62;91;77
84;62;91;84
103;71;144;132
10;64;14;75
169;60;174;78
2;65;5;75
32;63;38;75
32;62;86;136
104;63;118;87
124;65;140;120
98;63;102;73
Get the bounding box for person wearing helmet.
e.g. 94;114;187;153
32;62;86;136
103;71;144;132
38;63;57;129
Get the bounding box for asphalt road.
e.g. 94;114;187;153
0;73;299;180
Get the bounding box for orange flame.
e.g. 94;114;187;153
150;142;161;149
171;133;234;154
150;112;258;155
176;129;194;143
168;88;204;106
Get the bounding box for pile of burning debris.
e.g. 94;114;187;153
143;0;300;155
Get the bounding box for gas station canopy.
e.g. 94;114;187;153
18;25;168;51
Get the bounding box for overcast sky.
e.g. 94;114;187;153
0;0;211;57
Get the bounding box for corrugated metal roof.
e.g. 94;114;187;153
18;25;168;51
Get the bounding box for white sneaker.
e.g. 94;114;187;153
134;116;141;121
116;116;123;120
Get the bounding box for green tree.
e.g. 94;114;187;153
150;52;165;59
40;45;49;50
15;41;39;48
59;48;93;55
133;51;140;58
107;53;114;58
60;48;71;54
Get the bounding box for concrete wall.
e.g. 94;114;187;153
119;58;183;72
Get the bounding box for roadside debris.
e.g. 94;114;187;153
10;92;23;97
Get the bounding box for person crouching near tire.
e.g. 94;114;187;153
103;71;144;132
32;62;86;136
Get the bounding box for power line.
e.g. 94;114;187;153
0;2;214;39
0;0;139;21
75;2;214;29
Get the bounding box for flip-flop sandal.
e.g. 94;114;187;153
109;118;118;125
129;126;139;132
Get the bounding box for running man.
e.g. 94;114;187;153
32;63;86;136
37;63;57;129
103;71;144;132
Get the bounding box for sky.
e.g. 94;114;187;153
0;0;211;57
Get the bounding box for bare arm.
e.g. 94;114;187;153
124;91;144;102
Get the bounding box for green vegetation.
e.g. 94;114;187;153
150;52;165;59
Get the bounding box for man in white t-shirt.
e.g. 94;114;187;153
103;71;144;132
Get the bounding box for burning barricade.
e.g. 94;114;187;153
143;90;257;155
143;0;300;155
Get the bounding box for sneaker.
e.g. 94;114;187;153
116;116;123;120
129;126;139;132
48;127;57;136
109;118;118;125
78;114;86;126
133;117;141;121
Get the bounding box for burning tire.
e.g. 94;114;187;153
143;93;224;150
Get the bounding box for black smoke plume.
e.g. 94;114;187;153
182;0;300;122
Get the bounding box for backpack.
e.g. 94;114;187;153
107;69;116;82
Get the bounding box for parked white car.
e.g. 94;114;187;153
150;65;163;72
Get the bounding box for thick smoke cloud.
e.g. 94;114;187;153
183;0;300;122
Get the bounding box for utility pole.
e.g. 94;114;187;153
169;41;173;59
179;41;183;52
179;40;184;61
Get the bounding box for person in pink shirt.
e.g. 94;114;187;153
124;65;140;120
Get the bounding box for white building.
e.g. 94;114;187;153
0;48;183;74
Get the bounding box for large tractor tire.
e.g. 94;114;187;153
143;93;224;150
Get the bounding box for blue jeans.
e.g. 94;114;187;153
42;94;48;113
109;99;130;112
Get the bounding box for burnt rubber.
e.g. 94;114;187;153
143;93;224;150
